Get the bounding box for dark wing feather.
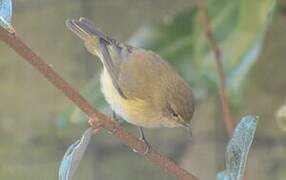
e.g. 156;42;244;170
66;18;127;98
98;38;127;98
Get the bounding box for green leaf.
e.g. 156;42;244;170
129;0;276;97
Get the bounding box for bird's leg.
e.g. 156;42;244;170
138;127;151;155
109;111;123;134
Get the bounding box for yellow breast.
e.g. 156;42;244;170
100;68;171;128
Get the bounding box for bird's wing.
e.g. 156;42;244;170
66;17;127;98
118;49;173;100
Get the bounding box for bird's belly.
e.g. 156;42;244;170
100;69;168;128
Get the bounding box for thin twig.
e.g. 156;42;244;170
0;26;198;180
198;0;235;135
281;0;286;16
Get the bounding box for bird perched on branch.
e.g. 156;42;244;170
66;17;195;153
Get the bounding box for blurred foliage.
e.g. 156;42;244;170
58;0;276;125
128;0;276;101
276;103;286;132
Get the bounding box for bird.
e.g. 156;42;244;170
66;17;195;153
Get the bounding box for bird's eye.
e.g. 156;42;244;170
171;111;179;118
168;103;179;118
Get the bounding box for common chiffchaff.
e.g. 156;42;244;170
66;18;195;152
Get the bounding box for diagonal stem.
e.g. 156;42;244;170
0;26;198;180
198;0;235;135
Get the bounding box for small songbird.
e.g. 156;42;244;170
66;17;195;153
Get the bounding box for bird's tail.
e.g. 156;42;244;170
66;17;114;45
66;17;128;98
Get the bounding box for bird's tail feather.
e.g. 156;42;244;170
65;17;113;45
66;17;127;98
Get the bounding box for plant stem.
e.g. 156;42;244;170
198;0;235;135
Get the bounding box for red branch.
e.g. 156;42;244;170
198;0;235;135
0;26;198;180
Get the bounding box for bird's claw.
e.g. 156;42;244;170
135;127;151;155
140;138;151;155
132;139;151;155
108;112;122;134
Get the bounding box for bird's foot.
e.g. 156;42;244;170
133;127;151;155
108;112;123;134
140;136;151;155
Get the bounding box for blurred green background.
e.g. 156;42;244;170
0;0;286;179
